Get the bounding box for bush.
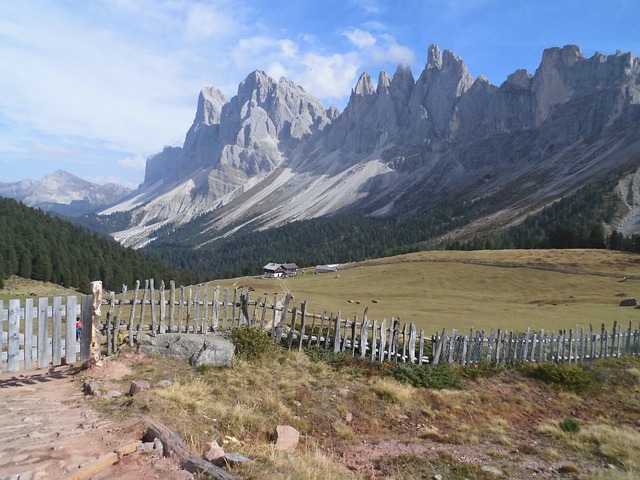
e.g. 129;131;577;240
559;417;581;434
521;362;599;392
389;363;465;390
231;325;276;360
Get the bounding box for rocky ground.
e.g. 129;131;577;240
0;364;190;480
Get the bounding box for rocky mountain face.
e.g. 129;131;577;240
102;44;640;249
0;170;131;216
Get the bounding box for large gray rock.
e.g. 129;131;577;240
138;333;234;367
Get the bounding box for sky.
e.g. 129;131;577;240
0;1;637;189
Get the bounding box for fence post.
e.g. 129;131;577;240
65;295;77;364
129;280;140;346
8;299;20;372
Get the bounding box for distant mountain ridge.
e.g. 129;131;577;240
0;170;131;216
96;44;640;248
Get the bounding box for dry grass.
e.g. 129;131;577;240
89;342;640;479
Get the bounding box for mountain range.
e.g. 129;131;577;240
96;44;640;250
0;170;131;216
7;44;640;255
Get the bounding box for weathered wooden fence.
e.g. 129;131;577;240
101;280;640;367
3;279;639;373
0;295;96;373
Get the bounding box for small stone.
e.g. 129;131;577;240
202;441;225;462
480;465;504;477
105;390;122;398
345;412;354;424
558;462;579;474
432;475;444;480
129;380;151;396
337;388;350;397
156;380;172;388
83;381;101;396
214;453;252;467
293;400;302;407
273;425;300;451
153;437;163;454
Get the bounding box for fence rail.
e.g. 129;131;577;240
2;279;639;373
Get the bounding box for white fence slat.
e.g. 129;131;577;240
66;296;77;364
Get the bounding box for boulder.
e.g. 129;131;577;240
138;333;235;367
619;297;638;307
202;441;225;463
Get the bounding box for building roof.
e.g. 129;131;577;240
282;263;299;270
263;262;283;271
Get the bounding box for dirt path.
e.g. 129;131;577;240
0;364;187;480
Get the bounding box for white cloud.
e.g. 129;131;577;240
299;52;362;100
118;154;147;172
267;62;288;81
185;2;236;40
342;28;377;48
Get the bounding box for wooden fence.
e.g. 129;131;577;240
3;279;639;373
0;295;96;373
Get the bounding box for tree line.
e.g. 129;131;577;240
0;197;196;292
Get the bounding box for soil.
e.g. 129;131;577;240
0;362;189;480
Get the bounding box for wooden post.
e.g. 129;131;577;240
8;299;20;372
112;285;125;353
160;281;167;334
212;285;220;330
25;298;34;370
275;293;292;344
179;286;185;333
203;283;209;332
150;279;157;335
38;297;48;368
138;280;149;340
169;281;176;332
287;306;297;349
106;292;114;356
371;319;378;361
129;281;140;346
333;312;342;354
231;288;238;328
418;329;425;365
379;320;387;362
52;296;63;366
65;295;77;364
88;281;103;366
298;301;307;351
222;288;229;330
193;285;201;333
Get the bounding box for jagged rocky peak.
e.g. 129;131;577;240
377;71;392;94
503;69;532;89
354;72;375;96
427;44;443;70
196;87;228;125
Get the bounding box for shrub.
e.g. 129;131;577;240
231;325;276;360
559;417;581;434
388;363;465;390
520;362;599;392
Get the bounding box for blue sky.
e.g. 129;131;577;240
0;0;637;188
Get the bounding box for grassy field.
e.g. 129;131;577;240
211;249;640;335
3;249;640;337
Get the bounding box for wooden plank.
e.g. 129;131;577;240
106;292;114;356
317;311;326;348
231;288;238;328
65;296;77;364
150;279;157;334
379;320;387;362
332;312;342;353
8;299;20;372
203;283;209;332
240;290;250;327
160;281;167;334
212;285;220;330
113;285;127;352
418;329;425;365
129;280;140;346
350;315;358;355
432;329;445;366
222;288;229;330
360;318;369;358
194;285;201;332
323;312;332;350
287;306;297;350
275;293;291;344
179;285;185;333
51;296;63;366
138;280;149;340
38;297;49;368
371;319;378;361
307;308;315;348
169;281;176;332
80;294;93;362
186;286;192;333
24;298;34;371
0;300;3;373
400;323;407;363
260;295;268;330
409;323;416;363
298;301;307;351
